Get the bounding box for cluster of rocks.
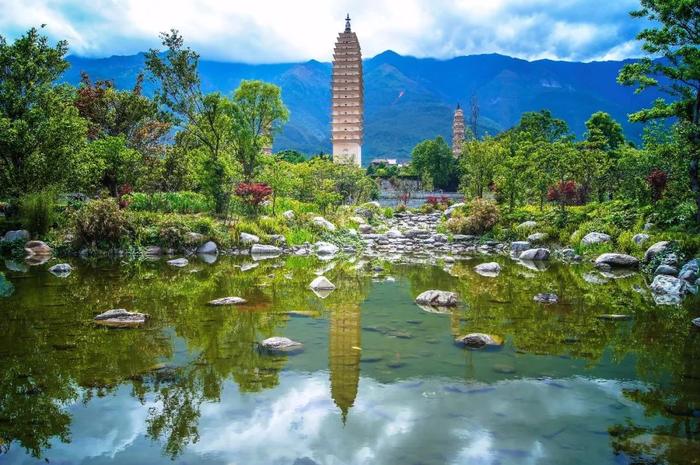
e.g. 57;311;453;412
644;241;700;305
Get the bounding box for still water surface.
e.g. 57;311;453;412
1;254;698;464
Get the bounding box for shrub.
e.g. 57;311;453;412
74;199;129;246
20;191;56;236
235;183;272;211
547;180;584;206
286;227;315;245
125;191;213;214
157;218;190;249
463;198;500;235
646;169;668;203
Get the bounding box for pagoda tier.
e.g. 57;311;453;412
331;14;363;166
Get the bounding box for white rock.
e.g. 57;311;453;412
259;336;303;353
49;263;72;276
94;309;148;327
2;230;29;242
517;221;537;230
519;248;550;261
208;296;246;306
240;232;260;245
386;228;404;238
474;262;501;277
443;202;465;218
250;244;281;255
314;241;339;255
282;210;295;220
455;333;503;349
167;258;189;267
581;232;611;246
309;276;336;290
527;232;549;243
312;216;336;232
197;241;218;255
650;275;687;305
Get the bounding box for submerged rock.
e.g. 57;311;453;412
415;290;458;307
581;232;611;247
309;276;336;290
519;248;550;261
534;293;558;304
474;262;501;277
594;253;639;268
167;258;189;267
259;336;303;354
49;263;72;277
94;309;148;328
208;296;247;306
454;333;503;349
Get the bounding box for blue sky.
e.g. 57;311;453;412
0;0;650;63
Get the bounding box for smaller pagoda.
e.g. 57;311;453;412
452;103;465;157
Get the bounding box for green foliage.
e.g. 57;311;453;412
446;198;500;235
73;199;129;247
19;190;56;236
411;136;458;190
460;136;504;198
285;227;315;245
0;271;13;297
126;191;213;214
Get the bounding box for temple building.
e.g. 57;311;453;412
332;14;364;166
328;304;361;423
452;104;465;157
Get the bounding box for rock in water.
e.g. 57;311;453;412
415;290;458;307
693;317;700;328
644;241;670;263
678;259;700;282
594;253;639;268
250;244;281;255
0;273;14;297
94;309;148;328
49;263;72;277
312;216;336;232
259;336;303;354
454;333;503;349
581;232;612;246
519;248;550;261
650;275;687;296
314;241;339;255
167;258;189;267
474;262;501;277
208;297;247;306
534;293;558;304
197;241;218;255
144;246;162;256
309;276;336;290
25;240;52;256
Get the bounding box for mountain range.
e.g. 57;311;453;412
63;51;661;163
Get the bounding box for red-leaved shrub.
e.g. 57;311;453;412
646;169;668;203
235;183;272;208
547;180;584;206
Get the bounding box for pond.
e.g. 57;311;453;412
0;254;699;465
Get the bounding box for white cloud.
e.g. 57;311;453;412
0;0;646;63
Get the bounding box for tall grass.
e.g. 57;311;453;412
20;190;56;236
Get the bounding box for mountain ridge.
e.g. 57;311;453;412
62;50;660;163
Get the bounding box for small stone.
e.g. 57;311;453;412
197;241;218;255
517;221;537;230
386;228;403;238
259;336;303;353
208;297;246;306
454;333;503;349
314;241;339;256
282;210;295;220
632;233;650;246
240;262;258;272
581;232;611;247
250;244;281;255
94;309;148;328
678;259;700;282
49;263;72;277
240;232;260;245
144;246;162;256
692;317;700;328
474;262;501;277
167;258;189;267
309;276;336;290
528;232;549;243
534;293;558;304
415;290;458;307
359;224;373;234
186;232;205;244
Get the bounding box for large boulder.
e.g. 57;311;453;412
312;216;336;232
250;244;281;255
654;264;679;276
650;274;687;299
519;248;550;261
2;230;29;242
415;290;458;307
94;309;149;328
197;241;218;255
474;262;501;277
240;232;260;245
454;333;503;349
25;240;52;256
678;259;700;282
259;336;303;354
644;241;671;263
208;296;246;306
595;253;640;268
314;241;339;256
581;232;611;247
309;276;336;290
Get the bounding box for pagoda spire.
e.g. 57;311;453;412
345;14;351;32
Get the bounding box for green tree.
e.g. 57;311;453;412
617;0;700;222
493;133;529;210
585;111;625;152
275;149;306;164
230;80;289;181
459;136;504;198
0;27;87;197
410;136;457;190
89;136;142;196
